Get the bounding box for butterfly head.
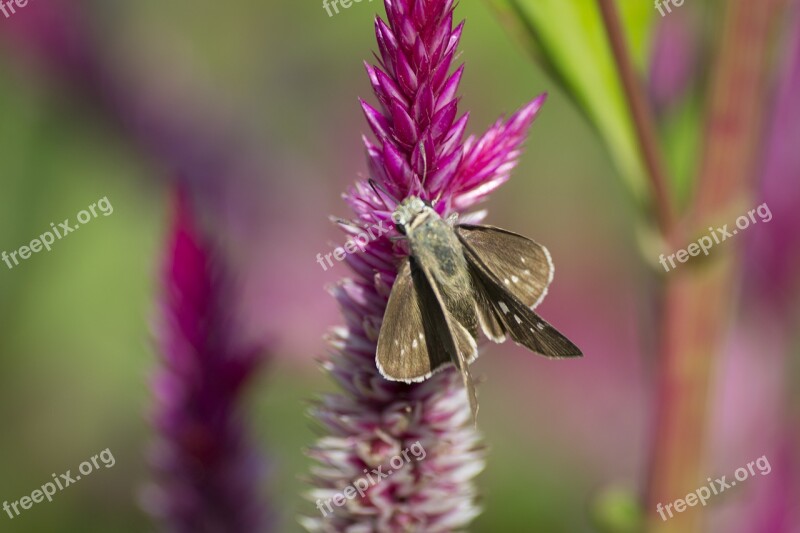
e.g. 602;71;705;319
391;196;432;235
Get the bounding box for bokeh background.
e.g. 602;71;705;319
0;1;796;532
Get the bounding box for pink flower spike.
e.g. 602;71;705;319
306;1;550;530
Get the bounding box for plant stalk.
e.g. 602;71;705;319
645;1;787;531
597;0;676;236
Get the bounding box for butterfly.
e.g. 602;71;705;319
375;195;582;421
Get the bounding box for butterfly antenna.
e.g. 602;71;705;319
368;179;400;207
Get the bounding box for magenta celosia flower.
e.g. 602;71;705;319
304;0;546;530
143;188;270;533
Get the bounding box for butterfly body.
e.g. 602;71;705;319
377;196;582;420
400;199;478;341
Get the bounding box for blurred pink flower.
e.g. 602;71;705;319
144;188;270;533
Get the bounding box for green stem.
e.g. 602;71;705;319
596;0;676;236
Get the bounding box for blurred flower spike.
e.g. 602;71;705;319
144;186;271;533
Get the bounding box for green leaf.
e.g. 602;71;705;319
487;0;656;205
